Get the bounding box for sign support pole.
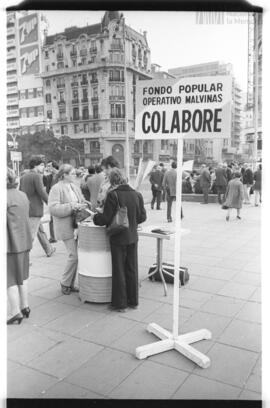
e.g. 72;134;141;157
136;138;212;368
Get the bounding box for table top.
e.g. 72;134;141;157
138;225;190;240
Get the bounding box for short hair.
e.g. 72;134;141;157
7;167;18;189
159;163;164;167
95;165;102;174
100;158;107;168
87;166;95;175
105;155;119;169
171;161;177;169
109;168;126;186
29;155;45;169
55;164;73;182
234;171;241;178
47;160;59;170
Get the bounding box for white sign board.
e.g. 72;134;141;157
10;151;22;161
135;76;232;140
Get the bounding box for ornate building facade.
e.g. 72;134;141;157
41;11;152;168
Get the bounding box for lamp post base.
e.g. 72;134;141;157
135;323;212;368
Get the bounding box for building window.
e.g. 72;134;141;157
161;140;169;150
20;108;27;118
37;88;43;97
82;73;87;84
28;89;34;99
90;141;100;152
93;105;98;119
111;103;125;118
73;107;79;120
74;124;79;133
45;65;50;72
37;106;44;117
84;123;89;133
45;94;51;104
61;125;67;135
134;141;140;153
82;88;88;101
82;107;89;120
109;69;124;82
111;121;125;133
93;122;99;132
20;90;26;99
56;77;65;88
59;91;65;102
81;58;87;65
47;110;52;119
57;62;64;69
72;89;79;102
45;50;49;59
92;86;98;98
59;109;66;120
72;59;77;67
29;107;35;118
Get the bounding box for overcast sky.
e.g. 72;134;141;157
42;10;249;93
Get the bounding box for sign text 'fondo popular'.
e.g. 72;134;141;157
135;76;232;140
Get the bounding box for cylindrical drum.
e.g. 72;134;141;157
78;222;112;303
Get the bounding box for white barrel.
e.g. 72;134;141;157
78;222;112;303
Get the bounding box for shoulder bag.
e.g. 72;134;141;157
106;191;129;237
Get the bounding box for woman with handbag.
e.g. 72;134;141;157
223;172;244;221
93;169;147;312
48;164;88;295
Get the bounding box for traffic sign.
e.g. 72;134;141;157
10;151;22;161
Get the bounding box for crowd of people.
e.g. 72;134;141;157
6;154;147;323
7;155;262;323
148;161;262;222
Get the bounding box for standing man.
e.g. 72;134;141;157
20;156;55;257
159;162;167;201
149;164;164;210
200;164;211;204
43;160;59;243
215;163;228;204
87;165;105;211
241;163;254;204
162;161;177;222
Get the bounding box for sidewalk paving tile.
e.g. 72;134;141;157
28;300;77;326
149;348;196;373
108;360;189;399
8;331;58;365
43;308;106;335
115;298;163;323
187;276;227;294
7;366;59;398
28;276;55;292
33;282;65;300
218;319;261;352
232;271;261;287
214;257;248;270
236;301;261;324
27;337;103;379
249;288;261;303
217;281;257;300
171;374;241;399
7;360;23;376
239;389;261;400
74;314;137;346
245;373;261;393
193;343;258;388
66;348;140;396
142;303;194;327
201;295;245;318
41;380;104;399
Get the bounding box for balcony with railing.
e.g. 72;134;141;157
57;100;66;106
109;77;124;83
57;53;64;60
111;43;123;51
70;51;77;58
91;97;99;103
109;95;125;101
81;80;88;86
81;98;88;103
57;117;68;122
90;78;98;84
80;49;87;57
90;47;97;54
57;83;65;89
72;99;79;105
71;81;79;87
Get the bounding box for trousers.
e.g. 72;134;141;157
49;216;56;241
151;189;161;209
37;223;53;255
167;195;175;220
110;242;138;309
202;186;209;203
62;238;78;287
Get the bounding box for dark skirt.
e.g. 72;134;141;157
7;251;30;288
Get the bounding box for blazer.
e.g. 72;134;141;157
7;188;32;253
48;180;85;241
93;184;147;245
87;173;105;210
19;170;48;217
162;169;177;196
149;170;164;191
200;169;211;188
215;167;228;187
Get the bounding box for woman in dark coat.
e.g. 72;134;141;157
223;172;244;221
7;168;32;324
253;164;262;206
93;169;146;312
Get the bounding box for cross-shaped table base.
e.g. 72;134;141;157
135;323;212;368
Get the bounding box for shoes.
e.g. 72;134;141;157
128;305;138;309
151;206;154;210
255;204;259;207
168;218;172;223
200;202;208;204
117;308;127;313
21;307;31;318
237;215;241;220
61;284;71;295
47;247;56;257
7;313;23;325
49;238;57;243
70;286;79;293
226;215;230;221
156;208;161;210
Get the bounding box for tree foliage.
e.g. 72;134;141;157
17;131;84;167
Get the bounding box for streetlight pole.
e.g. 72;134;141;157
122;16;130;181
253;12;259;169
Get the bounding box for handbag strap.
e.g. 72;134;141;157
114;190;120;210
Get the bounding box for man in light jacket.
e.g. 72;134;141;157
200;164;211;204
215;163;228;205
162;161;177;222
